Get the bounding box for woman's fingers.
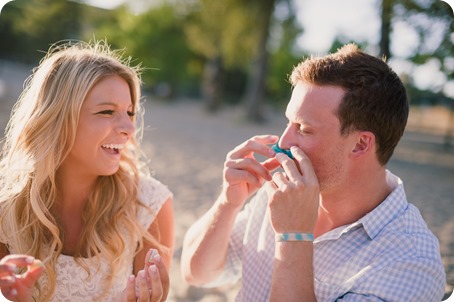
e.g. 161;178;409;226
21;260;44;288
0;255;35;267
136;270;149;302
148;265;163;302
123;275;136;302
133;249;168;301
151;250;169;301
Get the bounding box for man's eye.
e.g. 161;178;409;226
298;126;311;134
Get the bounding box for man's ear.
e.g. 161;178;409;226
351;131;375;157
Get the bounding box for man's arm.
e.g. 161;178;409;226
270;241;315;302
181;135;279;285
180;195;243;285
267;147;319;302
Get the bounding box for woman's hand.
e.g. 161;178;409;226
122;249;169;302
0;255;44;302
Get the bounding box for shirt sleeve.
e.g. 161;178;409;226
336;256;446;302
137;175;173;230
201;191;260;288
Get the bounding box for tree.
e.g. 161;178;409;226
93;4;197;95
0;0;83;63
266;6;305;106
379;0;393;59
185;0;302;120
243;0;276;122
184;0;259;111
379;0;453;146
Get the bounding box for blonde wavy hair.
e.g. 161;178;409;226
0;40;157;300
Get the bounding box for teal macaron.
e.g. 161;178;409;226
271;143;294;159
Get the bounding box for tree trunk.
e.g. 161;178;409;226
244;0;276;122
202;55;223;112
380;0;393;59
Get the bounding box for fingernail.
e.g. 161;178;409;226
275;153;285;160
138;270;146;279
128;274;135;283
7;263;17;271
6;275;15;283
30;260;44;269
265;172;272;181
153;253;161;264
149;264;157;274
26;256;34;264
11;289;17;296
149;249;158;263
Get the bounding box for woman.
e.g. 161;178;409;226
0;40;174;301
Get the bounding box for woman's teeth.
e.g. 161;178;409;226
102;144;124;150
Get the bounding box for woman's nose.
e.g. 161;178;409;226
117;113;135;137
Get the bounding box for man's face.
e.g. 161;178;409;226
279;82;357;192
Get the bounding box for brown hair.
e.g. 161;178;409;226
290;44;408;165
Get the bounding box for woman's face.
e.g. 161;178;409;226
59;75;135;180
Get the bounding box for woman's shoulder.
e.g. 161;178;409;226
138;174;172;201
137;174;172;219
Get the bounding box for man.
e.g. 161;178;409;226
181;44;446;301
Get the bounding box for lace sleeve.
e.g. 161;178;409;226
137;175;173;230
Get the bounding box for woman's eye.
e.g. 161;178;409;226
127;111;135;117
98;110;114;115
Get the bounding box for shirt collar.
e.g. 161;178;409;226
358;170;409;239
315;170;409;242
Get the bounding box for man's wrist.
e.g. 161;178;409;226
275;232;314;242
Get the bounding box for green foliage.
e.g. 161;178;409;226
1;0;450;108
393;0;453;80
184;0;259;68
89;4;199;94
0;0;82;63
267;10;305;105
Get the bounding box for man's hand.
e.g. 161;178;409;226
266;146;319;234
222;134;280;209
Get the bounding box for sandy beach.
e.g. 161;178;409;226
1;61;453;301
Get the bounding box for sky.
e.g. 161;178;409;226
0;0;452;96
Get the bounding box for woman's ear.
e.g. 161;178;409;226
351;131;375;157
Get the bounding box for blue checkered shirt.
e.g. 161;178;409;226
206;171;446;301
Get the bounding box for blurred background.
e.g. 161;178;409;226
0;0;453;301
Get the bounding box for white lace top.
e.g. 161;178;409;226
2;175;172;302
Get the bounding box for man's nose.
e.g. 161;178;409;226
279;125;294;150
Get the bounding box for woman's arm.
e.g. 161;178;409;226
134;196;174;272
